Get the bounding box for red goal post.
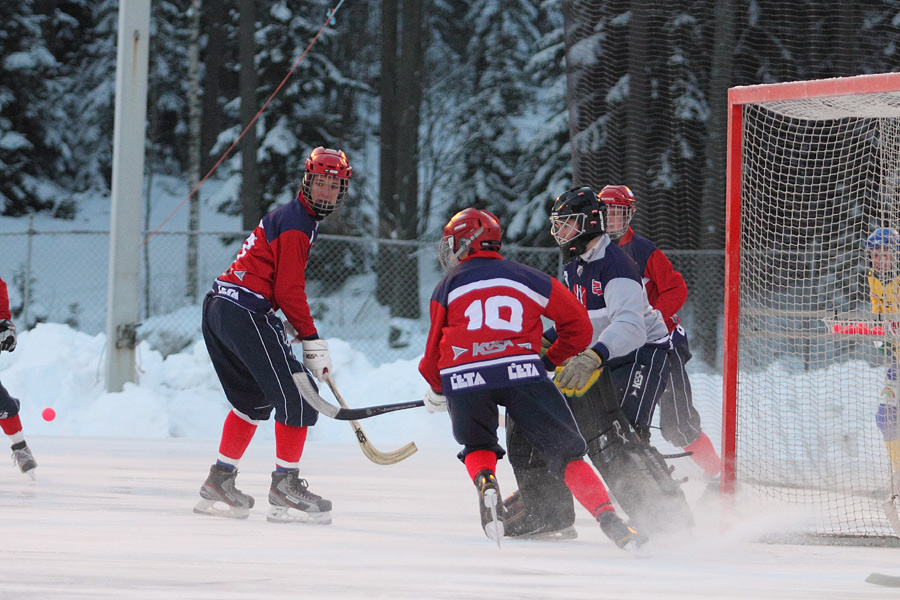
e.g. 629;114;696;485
724;72;900;541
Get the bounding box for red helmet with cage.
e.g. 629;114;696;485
299;147;352;219
598;185;635;241
439;208;502;271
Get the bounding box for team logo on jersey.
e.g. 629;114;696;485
234;270;246;281
628;370;645;397
217;284;240;301
592;279;603;295
473;340;513;356
450;371;486;390
451;345;468;360
507;362;540;380
236;232;257;260
574;284;587;306
516;342;533;350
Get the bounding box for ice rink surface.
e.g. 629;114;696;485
2;436;899;600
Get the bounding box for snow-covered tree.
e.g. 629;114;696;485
447;0;543;229
0;1;67;214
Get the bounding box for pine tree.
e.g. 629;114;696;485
507;0;571;246
0;1;60;214
448;0;542;228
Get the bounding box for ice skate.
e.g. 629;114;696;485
267;470;332;524
502;490;577;540
474;470;505;546
11;441;36;480
598;509;649;557
193;464;255;519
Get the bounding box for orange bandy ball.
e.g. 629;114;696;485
42;408;56;422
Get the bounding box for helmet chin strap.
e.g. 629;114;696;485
453;226;485;262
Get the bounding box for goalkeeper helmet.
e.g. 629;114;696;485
599;185;635;241
867;227;900;277
439;208;502;272
550;186;607;262
299;147;352;219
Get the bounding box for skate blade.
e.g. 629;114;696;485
482;489;504;548
21;468;36;481
513;526;578;541
267;505;332;525
193;498;250;519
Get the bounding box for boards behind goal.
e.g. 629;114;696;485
724;72;900;543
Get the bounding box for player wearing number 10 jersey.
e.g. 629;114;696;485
417;208;649;554
419;229;589;396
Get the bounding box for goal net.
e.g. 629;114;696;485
724;73;900;542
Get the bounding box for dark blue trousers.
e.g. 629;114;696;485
448;377;587;477
0;380;19;419
202;294;318;427
658;325;705;447
608;340;671;435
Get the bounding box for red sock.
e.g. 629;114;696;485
217;410;258;463
684;433;721;478
275;422;308;469
464;450;497;482
0;414;22;436
563;459;612;518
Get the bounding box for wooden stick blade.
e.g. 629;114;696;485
325;373;419;465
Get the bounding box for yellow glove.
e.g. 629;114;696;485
555;350;602;397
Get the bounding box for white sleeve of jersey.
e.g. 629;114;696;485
598;277;648;359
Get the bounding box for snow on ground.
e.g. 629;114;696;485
3;437;899;600
0;324;454;447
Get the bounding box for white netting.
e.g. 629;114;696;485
737;89;900;540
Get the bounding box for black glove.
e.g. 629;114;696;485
0;319;17;352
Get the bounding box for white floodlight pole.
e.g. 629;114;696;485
105;1;151;392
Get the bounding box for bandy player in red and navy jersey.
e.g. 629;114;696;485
418;208;648;554
601;184;721;480
0;275;37;478
195;147;350;523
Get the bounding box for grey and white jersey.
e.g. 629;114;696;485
562;236;669;361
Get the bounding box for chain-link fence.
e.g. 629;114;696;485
0;223;725;369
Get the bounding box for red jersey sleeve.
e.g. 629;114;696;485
271;230;318;339
0;276;9;320
418;299;447;392
543;277;592;366
645;248;687;331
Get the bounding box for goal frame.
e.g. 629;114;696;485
723;72;900;494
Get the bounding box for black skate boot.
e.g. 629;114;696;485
11;441;36;480
503;490;577;540
193;464;255;519
474;470;505;545
598;508;649;556
267;470;332;524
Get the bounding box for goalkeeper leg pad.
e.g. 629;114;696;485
568;373;694;537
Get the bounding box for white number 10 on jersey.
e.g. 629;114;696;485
463;296;523;332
